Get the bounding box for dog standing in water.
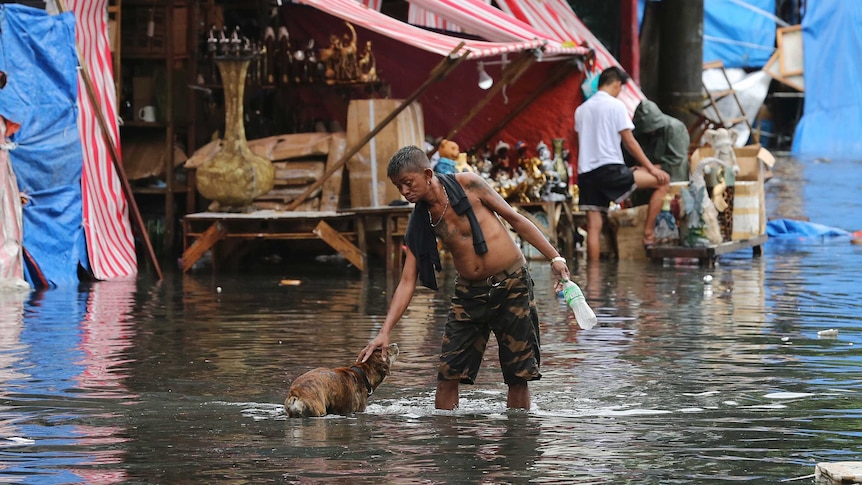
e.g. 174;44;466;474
285;343;399;417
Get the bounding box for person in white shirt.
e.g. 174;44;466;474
574;66;670;261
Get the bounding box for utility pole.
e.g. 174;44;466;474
656;0;704;126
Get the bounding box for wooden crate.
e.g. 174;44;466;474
346;100;424;208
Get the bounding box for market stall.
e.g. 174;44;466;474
180;0;603;271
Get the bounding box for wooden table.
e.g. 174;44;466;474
181;210;358;272
645;234;768;267
342;205;414;280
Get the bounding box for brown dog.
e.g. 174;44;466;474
284;343;398;417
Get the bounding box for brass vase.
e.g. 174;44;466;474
197;57;274;209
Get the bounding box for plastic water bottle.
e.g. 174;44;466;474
561;279;597;330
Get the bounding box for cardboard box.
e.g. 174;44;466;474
346;100;424;208
608;205;650;261
690;145;774;240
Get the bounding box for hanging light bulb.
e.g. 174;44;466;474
477;61;493;90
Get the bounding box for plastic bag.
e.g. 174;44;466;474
581;69;600;99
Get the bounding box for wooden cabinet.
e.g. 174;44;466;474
116;0;197;255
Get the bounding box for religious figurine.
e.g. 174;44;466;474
357;40;378;83
339;22;359;81
680;156;729;247
217;26;230;57
205;25;219;83
229;26;242;56
537;140;554;173
538;140;567;201
319;33;342;83
454;152;474;173
304;39;319;84
263;26;275;85
703;128;740;241
491;140;513;178
654;193;679;245
277;26;292;85
551;138;569;186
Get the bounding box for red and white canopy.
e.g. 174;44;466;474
496;0;645;114
296;0;588;59
404;0;589;57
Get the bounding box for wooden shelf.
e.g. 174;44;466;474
117;0;197;255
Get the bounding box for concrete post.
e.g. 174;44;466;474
657;0;704;127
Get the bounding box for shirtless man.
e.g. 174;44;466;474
357;145;569;410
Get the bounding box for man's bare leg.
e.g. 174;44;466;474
507;382;530;409
436;380;459;410
586;210;604;261
633;170;670;244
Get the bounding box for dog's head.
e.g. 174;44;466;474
356;343;399;389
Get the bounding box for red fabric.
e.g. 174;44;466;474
68;0;137;279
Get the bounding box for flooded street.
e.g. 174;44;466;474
1;156;861;484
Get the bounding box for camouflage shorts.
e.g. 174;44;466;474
438;266;542;385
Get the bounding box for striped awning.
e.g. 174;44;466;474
405;0;589;57
496;0;645;115
296;0;586;59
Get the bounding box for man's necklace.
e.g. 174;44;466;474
429;183;449;228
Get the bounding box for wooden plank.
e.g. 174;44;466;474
271;160;325;184
703;60;724;70
777;25;803;77
185;231;356;241
313;220;365;270
319;132;347;211
181;222;226;272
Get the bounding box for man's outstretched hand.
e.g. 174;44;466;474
357;332;391;363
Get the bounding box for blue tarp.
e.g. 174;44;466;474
703;0;776;68
639;0;776;69
0;5;87;287
791;0;862;159
766;219;850;240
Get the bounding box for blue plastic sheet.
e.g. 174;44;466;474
703;0;776;68
639;0;776;69
766;219;850;240
0;5;87;287
791;0;862;159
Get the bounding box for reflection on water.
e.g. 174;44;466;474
0;156;860;483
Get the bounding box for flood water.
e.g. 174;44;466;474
1;156;860;484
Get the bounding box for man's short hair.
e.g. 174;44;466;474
598;66;630;88
387;145;430;179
